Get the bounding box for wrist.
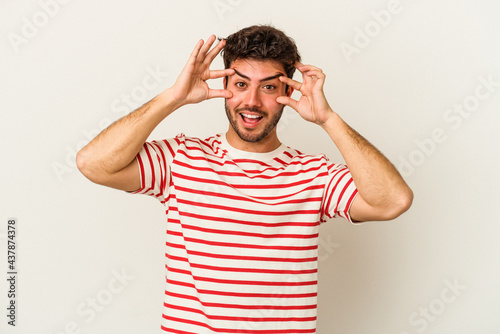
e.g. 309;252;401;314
158;88;184;114
318;108;340;129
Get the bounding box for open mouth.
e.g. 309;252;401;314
240;113;264;126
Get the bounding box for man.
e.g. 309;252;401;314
77;25;412;333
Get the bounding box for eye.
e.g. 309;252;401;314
263;84;276;90
235;82;246;88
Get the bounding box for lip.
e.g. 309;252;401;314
239;112;264;128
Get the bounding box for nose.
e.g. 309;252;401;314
243;87;262;108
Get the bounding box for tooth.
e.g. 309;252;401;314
243;114;260;119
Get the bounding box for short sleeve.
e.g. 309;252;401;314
130;135;183;203
320;162;359;224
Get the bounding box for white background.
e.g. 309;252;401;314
1;0;499;333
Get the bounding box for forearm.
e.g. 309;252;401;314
76;36;231;190
77;88;178;179
277;63;412;220
321;111;413;215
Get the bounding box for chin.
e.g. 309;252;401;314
225;102;283;144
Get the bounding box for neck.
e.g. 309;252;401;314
225;128;281;153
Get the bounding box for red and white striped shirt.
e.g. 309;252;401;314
133;133;358;333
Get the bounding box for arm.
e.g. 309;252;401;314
76;35;234;192
277;63;413;222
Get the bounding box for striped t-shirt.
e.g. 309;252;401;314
133;133;358;333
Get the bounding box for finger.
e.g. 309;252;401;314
296;63;324;75
276;96;299;111
279;76;302;91
295;62;314;75
297;64;320;71
304;69;326;80
188;39;205;63
204;38;226;65
295;66;326;87
207;89;233;100
197;35;217;61
294;64;324;86
209;68;235;80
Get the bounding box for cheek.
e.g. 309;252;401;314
226;90;243;105
262;95;282;109
224;96;238;112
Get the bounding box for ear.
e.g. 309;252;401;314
224;76;228;88
286;86;294;97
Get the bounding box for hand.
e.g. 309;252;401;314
276;62;334;126
169;35;235;107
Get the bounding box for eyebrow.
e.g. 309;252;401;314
233;69;284;82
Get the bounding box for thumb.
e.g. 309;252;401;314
276;96;299;111
207;89;233;100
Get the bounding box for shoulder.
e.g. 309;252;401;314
148;133;221;151
281;147;351;175
152;134;226;162
282;146;330;166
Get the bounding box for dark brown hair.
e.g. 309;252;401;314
221;25;301;79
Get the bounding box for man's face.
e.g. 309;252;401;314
224;58;292;144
